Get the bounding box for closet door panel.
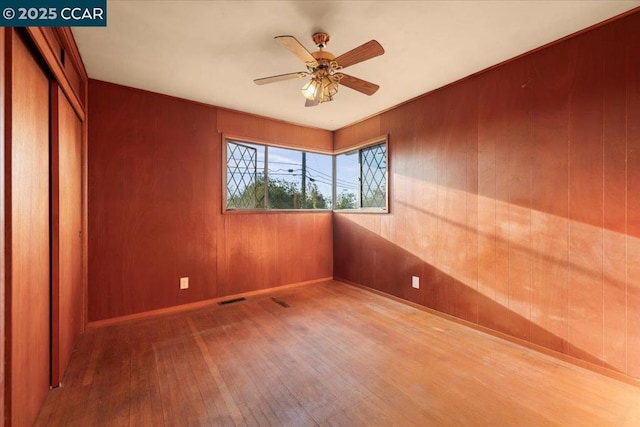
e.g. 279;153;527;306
10;32;51;426
52;86;83;384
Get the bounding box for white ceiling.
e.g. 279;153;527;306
73;1;640;131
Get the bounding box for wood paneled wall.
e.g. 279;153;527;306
88;81;220;321
88;81;333;321
218;109;333;153
333;11;640;379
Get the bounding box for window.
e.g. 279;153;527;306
226;141;266;209
335;140;388;211
225;138;333;211
225;136;387;212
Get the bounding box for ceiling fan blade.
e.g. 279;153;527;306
275;36;318;66
335;40;384;69
336;73;380;96
254;72;308;85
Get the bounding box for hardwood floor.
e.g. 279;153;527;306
36;281;639;426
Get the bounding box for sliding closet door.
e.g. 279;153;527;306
10;32;51;426
51;85;83;385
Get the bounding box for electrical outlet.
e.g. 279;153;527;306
180;277;189;290
412;276;420;289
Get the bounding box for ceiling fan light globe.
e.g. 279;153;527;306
322;77;338;97
301;79;320;100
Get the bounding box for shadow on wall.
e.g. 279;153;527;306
333;209;634;376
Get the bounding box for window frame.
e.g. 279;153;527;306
333;135;389;213
222;134;335;213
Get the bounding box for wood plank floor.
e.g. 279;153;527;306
36;281;640;426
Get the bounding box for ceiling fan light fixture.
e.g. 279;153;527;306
301;78;321;100
256;33;384;106
301;75;339;103
320;76;339;102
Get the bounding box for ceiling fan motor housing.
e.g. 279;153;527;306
312;32;330;48
311;33;336;70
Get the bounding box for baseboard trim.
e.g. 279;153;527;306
334;277;640;388
88;276;333;328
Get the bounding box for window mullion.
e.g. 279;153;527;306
358;149;363;209
264;146;269;209
332;154;336;210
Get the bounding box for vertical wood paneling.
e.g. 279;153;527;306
492;77;511;334
567;29;605;363
404;102;431;305
216;212;332;297
333;10;640;379
602;18;628;374
217;109;332;152
387;110;409;257
413;99;441;310
332;215;351;282
490;61;534;339
465;93;480;325
476;72;499;329
529;40;571;353
503;59;533;341
10;31;51;426
430;90;452;314
89;81;333;322
383;104;416;301
89;81;220;321
626;13;640;378
441;80;478;323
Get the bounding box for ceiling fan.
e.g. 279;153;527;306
254;32;384;107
